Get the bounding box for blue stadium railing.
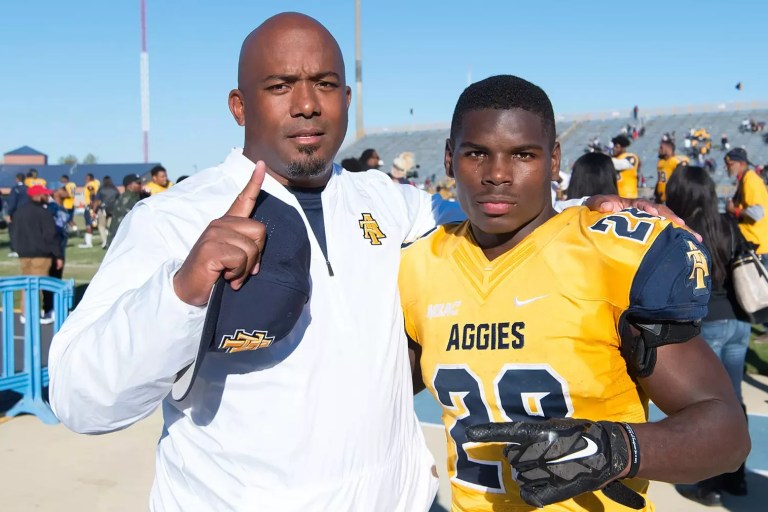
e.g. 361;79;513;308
0;276;74;424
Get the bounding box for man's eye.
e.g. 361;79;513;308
466;151;486;158
317;81;338;89
268;84;289;92
514;152;534;160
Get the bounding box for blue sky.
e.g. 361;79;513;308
1;0;766;179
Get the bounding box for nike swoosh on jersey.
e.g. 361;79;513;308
514;295;548;306
547;437;598;464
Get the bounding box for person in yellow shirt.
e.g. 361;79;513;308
79;173;100;248
143;165;173;195
23;168;47;188
401;74;749;512
725;147;768;261
655;140;689;203
58;175;78;230
611;135;640;199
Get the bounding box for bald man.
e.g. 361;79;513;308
49;12;685;512
49;13;446;511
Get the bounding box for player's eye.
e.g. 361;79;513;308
513;152;534;160
267;84;290;92
466;151;486;159
317;81;339;89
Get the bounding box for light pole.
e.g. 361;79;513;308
355;0;364;139
140;0;150;163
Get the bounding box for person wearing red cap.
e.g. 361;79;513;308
11;184;64;323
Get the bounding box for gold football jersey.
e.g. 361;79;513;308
400;207;710;512
655;155;689;202
615;152;640;199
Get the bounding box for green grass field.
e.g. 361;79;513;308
1;222;768;376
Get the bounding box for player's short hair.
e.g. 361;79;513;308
60;174;69;181
450;75;556;146
86;173;95;179
150;165;167;177
661;139;675;152
16;173;25;181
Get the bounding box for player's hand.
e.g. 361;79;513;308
726;198;737;216
173;162;267;306
466;418;645;510
584;195;702;242
55;258;64;271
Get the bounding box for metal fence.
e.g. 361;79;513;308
0;276;74;424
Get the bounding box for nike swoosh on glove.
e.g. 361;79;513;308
466;418;645;509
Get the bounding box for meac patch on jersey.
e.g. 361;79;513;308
399;207;709;512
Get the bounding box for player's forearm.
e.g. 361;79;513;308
629;397;749;482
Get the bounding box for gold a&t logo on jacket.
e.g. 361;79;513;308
219;329;275;353
685;240;710;290
359;213;386;245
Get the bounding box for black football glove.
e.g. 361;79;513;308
466;418;645;510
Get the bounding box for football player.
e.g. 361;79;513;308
401;75;750;511
655;140;688;203
611;135;640;199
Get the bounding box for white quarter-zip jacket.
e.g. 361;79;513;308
49;149;463;511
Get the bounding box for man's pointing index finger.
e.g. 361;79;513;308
227;160;267;217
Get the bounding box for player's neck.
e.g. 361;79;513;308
472;205;557;261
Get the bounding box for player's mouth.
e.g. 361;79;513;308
287;129;325;145
477;196;515;215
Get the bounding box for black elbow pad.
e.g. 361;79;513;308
619;317;701;379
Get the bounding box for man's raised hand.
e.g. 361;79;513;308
173;162;267;306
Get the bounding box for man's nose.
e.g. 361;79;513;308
290;81;320;118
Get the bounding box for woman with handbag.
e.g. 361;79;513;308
667;166;751;505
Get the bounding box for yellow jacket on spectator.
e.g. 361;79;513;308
734;169;768;254
24;177;47;188
144;181;173;195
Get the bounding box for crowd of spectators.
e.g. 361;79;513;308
0;165;175;323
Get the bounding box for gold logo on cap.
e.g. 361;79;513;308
219;329;275;353
685;240;710;290
359;213;386;245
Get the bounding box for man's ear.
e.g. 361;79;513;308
444;138;454;178
228;89;246;126
550;140;562;182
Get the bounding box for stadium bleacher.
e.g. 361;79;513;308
338;108;768;193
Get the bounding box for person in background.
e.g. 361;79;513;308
566;152;618;198
5;173;29;258
93;176;120;249
359;148;383;171
13;185;63;325
667;166;751;505
59;175;78;234
341;157;364;172
144;165;173;195
726;148;768;266
389;152;415;184
43;188;71;319
24;168;47;188
612;135;640;199
78;173;100;248
655;140;688;203
106;174;144;249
